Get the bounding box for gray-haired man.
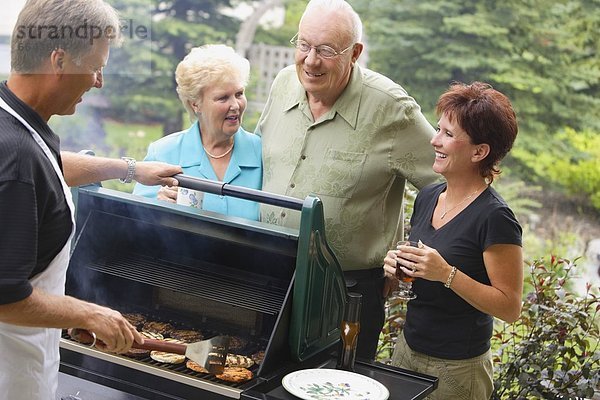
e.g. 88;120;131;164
0;1;181;398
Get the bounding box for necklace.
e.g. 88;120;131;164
203;142;234;159
440;187;484;219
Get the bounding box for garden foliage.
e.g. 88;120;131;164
492;256;599;399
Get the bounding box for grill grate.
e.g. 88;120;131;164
88;253;287;315
61;332;261;390
140;356;256;388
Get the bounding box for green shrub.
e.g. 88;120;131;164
378;257;599;399
492;256;599;399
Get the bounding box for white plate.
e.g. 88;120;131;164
282;368;389;400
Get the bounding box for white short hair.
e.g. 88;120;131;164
302;0;363;43
175;44;250;119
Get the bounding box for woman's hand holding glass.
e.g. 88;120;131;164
392;241;422;300
384;240;456;299
384;241;420;300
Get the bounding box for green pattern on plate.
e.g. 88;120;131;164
301;381;371;399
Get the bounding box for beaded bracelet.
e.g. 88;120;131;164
445;266;457;288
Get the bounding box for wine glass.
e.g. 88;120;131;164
393;240;419;301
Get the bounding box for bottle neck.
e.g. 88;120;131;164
345;292;362;323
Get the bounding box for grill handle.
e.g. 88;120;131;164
174;174;304;211
68;329;187;353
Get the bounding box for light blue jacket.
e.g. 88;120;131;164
133;123;262;220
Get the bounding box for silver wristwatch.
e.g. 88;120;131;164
120;157;136;183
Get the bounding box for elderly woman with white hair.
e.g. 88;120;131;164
134;44;262;220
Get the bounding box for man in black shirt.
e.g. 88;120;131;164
0;1;182;399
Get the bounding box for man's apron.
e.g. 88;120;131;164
0;97;75;400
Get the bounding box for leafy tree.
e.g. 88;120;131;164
353;0;600;185
354;0;599;130
104;0;250;135
253;0;303;44
512;127;600;210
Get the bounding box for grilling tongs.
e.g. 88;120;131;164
68;328;230;374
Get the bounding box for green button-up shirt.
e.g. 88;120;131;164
256;64;438;271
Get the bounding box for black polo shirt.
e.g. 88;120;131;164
0;81;73;305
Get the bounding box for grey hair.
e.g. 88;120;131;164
175;44;250;120
302;0;363;43
11;0;121;73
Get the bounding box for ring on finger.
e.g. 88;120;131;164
88;331;97;348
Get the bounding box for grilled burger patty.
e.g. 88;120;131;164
226;353;254;368
228;336;248;351
251;350;265;365
125;348;149;358
143;321;175;336
140;330;164;340
122;313;146;328
150;351;185;364
150;338;186;364
215;367;253;383
187;353;254;374
169;329;203;343
186;360;209;374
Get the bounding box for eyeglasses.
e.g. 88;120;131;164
289;33;354;59
72;57;104;75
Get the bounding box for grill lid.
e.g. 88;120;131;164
173;175;348;362
71;175;347;363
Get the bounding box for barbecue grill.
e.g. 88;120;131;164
59;175;437;400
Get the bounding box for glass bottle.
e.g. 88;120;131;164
337;292;362;371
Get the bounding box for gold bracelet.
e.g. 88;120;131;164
445;266;457;288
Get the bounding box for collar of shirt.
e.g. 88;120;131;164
178;122;260;181
0;80;62;167
281;65;363;130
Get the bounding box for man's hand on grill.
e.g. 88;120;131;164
84;305;144;354
157;185;179;203
134;161;182;187
61;152;181;187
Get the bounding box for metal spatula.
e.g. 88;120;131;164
68;328;230;374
